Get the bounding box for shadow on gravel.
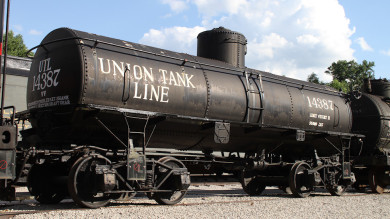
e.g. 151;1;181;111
0;187;382;213
186;186;377;199
0;199;78;212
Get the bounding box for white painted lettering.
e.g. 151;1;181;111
176;72;186;87
98;58;111;74
143;66;154;82
159;69;168;84
143;83;149;100
160;86;169;103
185;74;195;88
133;65;143;80
39;58;52;73
95;57;199;104
33;58;61;92
112;60;125;76
150;85;160;101
169;71;178;86
133;82;142;99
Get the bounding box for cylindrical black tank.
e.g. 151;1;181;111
352;80;390;154
363;79;390;99
25;28;353;158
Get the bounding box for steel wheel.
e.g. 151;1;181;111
278;186;292;194
327;170;347;196
27;163;68;204
369;167;386;194
153;157;188;205
240;171;266;196
327;185;347;196
68;155;112;208
289;162;313;198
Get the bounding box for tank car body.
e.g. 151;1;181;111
25;27;353;159
0;27;360;207
351;79;390;193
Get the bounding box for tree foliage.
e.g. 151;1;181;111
327;79;349;93
325;60;374;92
2;30;33;57
307;73;324;85
307;60;375;93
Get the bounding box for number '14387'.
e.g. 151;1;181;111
32;69;60;91
307;96;334;111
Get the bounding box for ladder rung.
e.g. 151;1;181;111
129;132;145;134
248;107;263;110
247;90;260;94
125;115;149;120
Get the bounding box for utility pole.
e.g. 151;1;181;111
0;0;10;125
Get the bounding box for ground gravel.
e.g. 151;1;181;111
2;184;390;219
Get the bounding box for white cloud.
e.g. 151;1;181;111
161;0;189;13
381;49;390;56
140;26;206;54
192;0;247;18
249;33;290;59
356;37;373;51
142;0;355;82
296;34;320;46
29;29;42;36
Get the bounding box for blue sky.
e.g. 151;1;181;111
8;0;389;81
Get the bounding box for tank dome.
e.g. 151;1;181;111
197;27;247;68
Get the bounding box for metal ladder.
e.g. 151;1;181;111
244;71;264;123
123;113;159;181
123;113;157;154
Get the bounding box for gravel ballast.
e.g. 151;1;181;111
2;184;390;219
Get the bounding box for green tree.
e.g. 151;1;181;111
328;79;349;93
325;60;375;92
307;73;324;85
2;30;33;57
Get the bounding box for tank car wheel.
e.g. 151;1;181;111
278;186;292;194
327;185;347;196
369;167;386;194
289;162;313;198
68;155;112;208
327;172;347;196
240;171;266;196
153;157;188;205
27;163;68;204
242;177;266;196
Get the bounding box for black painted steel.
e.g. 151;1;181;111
24;28;355;159
197;27;247;68
351;92;390;155
363;79;390;99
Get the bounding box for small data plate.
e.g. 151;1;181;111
0;126;17;149
0;150;15;180
342;162;352;179
127;152;146;180
214;122;230;144
296;130;305;142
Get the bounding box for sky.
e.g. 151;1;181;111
7;0;390;82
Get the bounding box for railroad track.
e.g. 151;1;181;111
0;185;379;218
